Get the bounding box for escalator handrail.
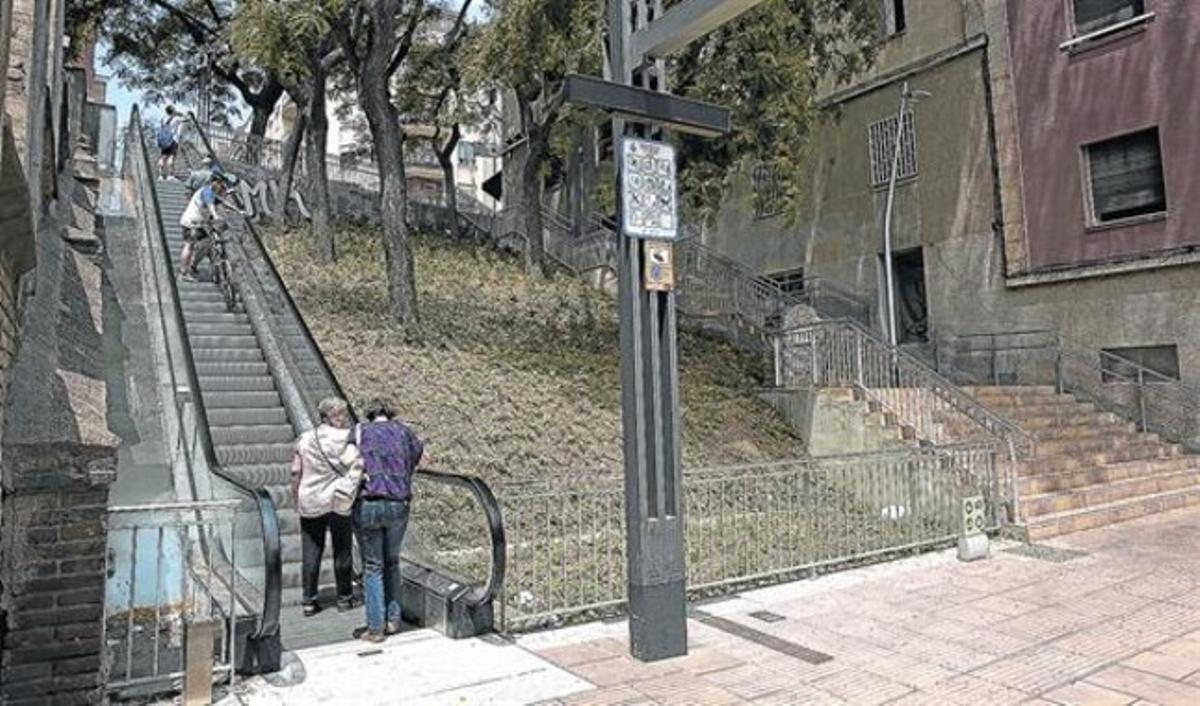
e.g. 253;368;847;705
186;114;506;609
129;106;282;640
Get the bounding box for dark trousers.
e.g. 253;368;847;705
299;512;354;605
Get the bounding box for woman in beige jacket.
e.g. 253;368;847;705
290;397;362;616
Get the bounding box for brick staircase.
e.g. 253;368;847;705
965;386;1200;540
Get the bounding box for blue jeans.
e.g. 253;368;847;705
352;498;410;634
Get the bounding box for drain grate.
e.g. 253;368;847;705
1005;543;1089;563
748;610;787;624
693;611;832;664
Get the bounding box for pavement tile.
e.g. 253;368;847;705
970;595;1042;617
861;653;958;689
810;666;912;704
1087;665;1200;706
702;663;810;700
669;646;744;675
940;602;1015;627
1113;571;1196;601
1154;636;1200;663
1119;649;1200;681
1042;680;1138;705
995;606;1098;642
566;654;682;688
1052;627;1165;663
538;640;631;668
969;647;1107;695
748;685;846;704
1116;602;1200;638
561;685;652;706
630;672;747;705
901;673;1030;705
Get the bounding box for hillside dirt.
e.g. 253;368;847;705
265;225;806;481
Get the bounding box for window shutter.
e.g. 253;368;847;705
1087;128;1166;223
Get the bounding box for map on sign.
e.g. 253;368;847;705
621;138;678;240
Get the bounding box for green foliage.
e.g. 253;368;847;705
228;0;345;86
671;0;880;222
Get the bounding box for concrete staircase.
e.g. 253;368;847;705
965;386;1200;540
157;179;323;605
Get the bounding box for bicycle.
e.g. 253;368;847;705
192;221;241;313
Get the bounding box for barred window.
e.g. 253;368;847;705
1073;0;1145;35
766;268;805;295
1085;128;1166;224
868;111;917;188
751;164;784;219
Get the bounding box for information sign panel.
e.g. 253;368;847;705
621;138;678;240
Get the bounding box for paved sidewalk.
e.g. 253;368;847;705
228;507;1200;705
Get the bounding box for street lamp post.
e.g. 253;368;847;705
881;81;929;347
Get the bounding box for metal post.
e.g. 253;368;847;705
610;0;687;662
1137;368;1147;433
881;83;909;348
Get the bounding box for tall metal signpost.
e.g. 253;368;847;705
562;0;765;662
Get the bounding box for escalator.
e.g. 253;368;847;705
129;108;506;655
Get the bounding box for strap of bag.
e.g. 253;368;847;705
313;429;349;478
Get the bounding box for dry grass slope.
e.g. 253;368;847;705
266;225;805;480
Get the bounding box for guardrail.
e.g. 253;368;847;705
121;107;282;690
496;443;1001;631
937;329;1200;446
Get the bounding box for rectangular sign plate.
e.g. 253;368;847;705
621;137;678;240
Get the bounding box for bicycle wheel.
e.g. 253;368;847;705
219;261;238;312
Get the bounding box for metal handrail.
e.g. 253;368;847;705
187;114;507;609
778;318;1035;456
128;106;282;643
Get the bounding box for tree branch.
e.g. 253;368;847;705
385;1;427;79
146;0;219;41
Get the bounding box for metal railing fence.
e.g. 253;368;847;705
105;501;254;698
496;443;1001;631
937;329;1200;446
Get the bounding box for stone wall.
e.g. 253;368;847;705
0;457;114;704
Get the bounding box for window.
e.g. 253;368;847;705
868;111;917;188
1101;345;1180;383
882;0;907;37
1073;0;1145;36
458;141;477;165
1085;128;1166;224
751;164;784;219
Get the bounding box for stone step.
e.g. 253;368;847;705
1034;433;1159;457
1018;411;1121;431
215;442;293;465
1020;444;1180;476
211;425;296;446
982;399;1095;416
204;390;283;409
1030;421;1137;442
1025;486;1200;540
199;375;277;392
1019;456;1198;495
208;407;289;427
179;290;228;304
192;347;264;363
1023;468;1200;518
196;361;270;377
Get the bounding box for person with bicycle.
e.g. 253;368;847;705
178;176;243;282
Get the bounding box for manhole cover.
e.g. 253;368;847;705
1005;544;1089;563
749;610;787;624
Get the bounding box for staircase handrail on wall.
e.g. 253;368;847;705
186;115;508;613
937;328;1200;446
127;107;282;661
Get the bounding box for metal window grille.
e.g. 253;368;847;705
1086;128;1166;223
1074;0;1144;35
868;111;917;188
751;163;784;219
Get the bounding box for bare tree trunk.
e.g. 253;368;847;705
520;129;550;276
243;80;283;166
280;110;307;223
306;63;335;264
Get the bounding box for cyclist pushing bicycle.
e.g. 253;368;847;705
178;175;246;282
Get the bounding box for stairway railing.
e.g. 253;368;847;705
186;115;508;629
125;107;282;673
773;319;1033;521
937;329;1200;447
